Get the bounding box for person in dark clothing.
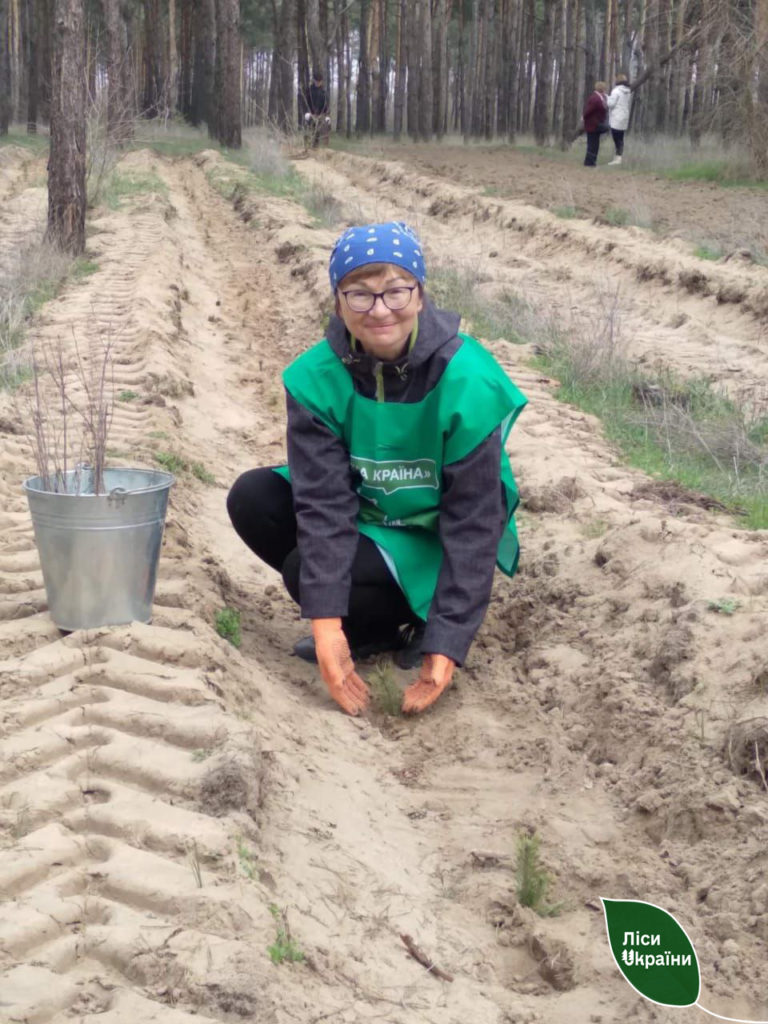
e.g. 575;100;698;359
582;80;609;167
227;222;527;716
308;70;329;117
304;70;330;148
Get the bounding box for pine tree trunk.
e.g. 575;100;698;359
583;0;596;100
297;0;310;125
406;0;419;138
335;0;346;133
306;0;325;72
167;0;178;112
25;0;38;131
344;7;352;135
269;0;294;130
102;0;131;140
560;0;579;143
759;0;768;108
190;0;214;126
375;0;388;132
355;0;370;132
216;0;240;145
418;0;432;139
533;0;554;143
393;0;405;138
434;0;450;137
47;0;86;254
179;0;192;118
482;0;494;137
0;0;11;133
142;0;164;117
10;0;20;120
463;0;478;139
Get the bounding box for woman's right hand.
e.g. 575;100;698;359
311;618;370;715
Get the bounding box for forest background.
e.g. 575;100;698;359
0;0;767;258
2;0;768;156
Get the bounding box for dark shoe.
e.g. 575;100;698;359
393;621;426;670
293;635;319;663
292;630;404;665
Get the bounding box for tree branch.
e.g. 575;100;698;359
630;23;703;92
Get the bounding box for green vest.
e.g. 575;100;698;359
277;333;527;620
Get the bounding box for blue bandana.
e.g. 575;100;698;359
329;221;426;290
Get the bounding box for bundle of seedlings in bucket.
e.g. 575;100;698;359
22;335;175;631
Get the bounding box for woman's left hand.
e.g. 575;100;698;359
402;654;455;714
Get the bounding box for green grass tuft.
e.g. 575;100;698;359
267;904;305;964
552;205;582;219
215;607;241;648
101;170;169;209
191;461;217;485
154;450;188;474
694;243;723;261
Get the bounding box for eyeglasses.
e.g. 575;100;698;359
339;285;418;313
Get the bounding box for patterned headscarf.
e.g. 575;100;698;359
329;221;426;289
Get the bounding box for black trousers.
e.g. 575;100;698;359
611;128;625;156
584;131;601;166
226;468;417;644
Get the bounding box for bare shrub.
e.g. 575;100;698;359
538;284;629;391
242;126;293;179
302;181;344;226
26;333;115;494
86;87;122;208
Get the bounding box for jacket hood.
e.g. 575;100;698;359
325;295;461;374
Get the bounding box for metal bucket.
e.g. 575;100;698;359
23;467;175;631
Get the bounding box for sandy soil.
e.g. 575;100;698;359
1;139;767;1024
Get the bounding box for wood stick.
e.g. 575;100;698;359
399;933;454;982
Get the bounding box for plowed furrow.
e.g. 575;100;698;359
0;172;272;1024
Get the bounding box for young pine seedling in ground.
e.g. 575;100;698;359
215;607;241;647
515;831;564;917
267;904;304;964
369;660;404;716
237;837;258;880
707;597;740;615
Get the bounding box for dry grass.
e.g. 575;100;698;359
533;285;768;526
0;241;74;389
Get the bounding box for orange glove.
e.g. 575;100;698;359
311;618;370;716
402;654;455;714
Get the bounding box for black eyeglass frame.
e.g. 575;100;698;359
338;284;419;313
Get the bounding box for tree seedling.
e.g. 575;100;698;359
369;660;403;716
237;837;258;880
707;597;740;615
267;904;304;964
515;831;564;917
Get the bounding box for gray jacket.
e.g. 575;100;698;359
285;297;507;665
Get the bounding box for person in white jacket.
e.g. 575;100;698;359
606;74;632;165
